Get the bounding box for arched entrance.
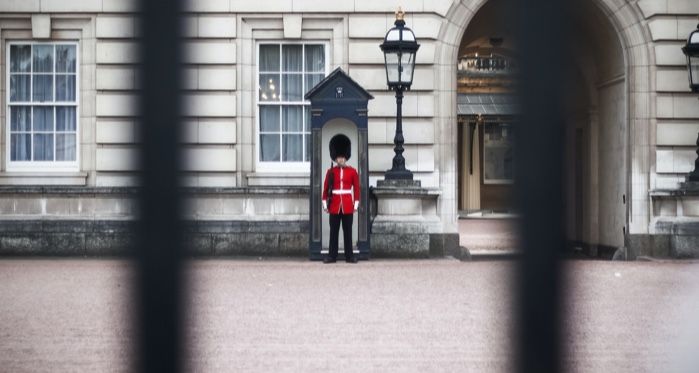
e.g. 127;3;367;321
436;0;652;254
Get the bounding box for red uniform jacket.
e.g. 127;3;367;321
322;165;360;214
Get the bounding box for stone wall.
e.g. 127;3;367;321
0;186;309;256
642;2;699;201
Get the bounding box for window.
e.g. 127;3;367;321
483;123;514;184
257;43;326;170
6;42;79;171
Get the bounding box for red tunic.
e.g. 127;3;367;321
322;165;360;214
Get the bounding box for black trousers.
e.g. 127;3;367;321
329;213;354;260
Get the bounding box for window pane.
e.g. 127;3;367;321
282;74;302;101
304;106;311;132
305;134;311;162
33;45;54;73
56;107;77;131
282;45;302;72
10;75;30;102
33;107;54;131
283;134;303;162
259;45;280;72
10;45;31;72
56;75;76;101
56;45;77;73
260;106;280;132
33;74;53;102
10;107;31;131
33;134;54;161
56;134;76;161
282;106;303;132
259;74;280;102
385;52;400;83
304;45;325;73
483;124;515;181
305;74;324;96
400;52;415;83
11;134;31;161
260;134;280;161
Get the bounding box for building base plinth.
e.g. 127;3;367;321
369;185;458;258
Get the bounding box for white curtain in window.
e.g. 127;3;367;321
56;45;76;72
9;75;30;101
56;134;76;161
260;134;280;162
10;106;31;161
33;75;53;102
10;107;31;131
304;45;324;72
33;45;53;72
56;75;76;101
33;134;54;161
11;134;31;161
56;107;77;161
56;107;77;131
283;135;302;161
10;45;31;72
282;45;302;72
260;106;280;132
282;46;302;101
260;45;280;72
282;106;302;132
282;74;302;102
33;107;54;131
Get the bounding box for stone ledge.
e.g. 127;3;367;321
0;219;309;257
246;172;310;187
0;186;309;196
0;219;457;259
0;172;88;186
370;185;441;197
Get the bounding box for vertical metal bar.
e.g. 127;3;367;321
134;0;185;371
510;0;568;372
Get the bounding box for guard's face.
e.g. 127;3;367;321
335;156;346;166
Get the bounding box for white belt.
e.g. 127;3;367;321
332;190;352;195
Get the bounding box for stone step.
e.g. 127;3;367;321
459;246;522;260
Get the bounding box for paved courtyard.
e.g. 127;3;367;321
1;258;699;372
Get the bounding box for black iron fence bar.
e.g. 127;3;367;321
135;0;186;372
511;0;567;372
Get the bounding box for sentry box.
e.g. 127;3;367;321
304;68;374;261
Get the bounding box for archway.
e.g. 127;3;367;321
437;0;652;253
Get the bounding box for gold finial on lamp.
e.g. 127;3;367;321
396;7;405;21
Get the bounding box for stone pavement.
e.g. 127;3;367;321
1;258;699;372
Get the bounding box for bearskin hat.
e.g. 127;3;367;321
329;134;351;161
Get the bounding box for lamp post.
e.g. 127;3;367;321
380;8;420;183
682;21;699;181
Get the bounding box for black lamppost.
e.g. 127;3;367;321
380;8;420;182
682;21;699;181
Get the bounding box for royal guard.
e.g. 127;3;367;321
322;135;360;263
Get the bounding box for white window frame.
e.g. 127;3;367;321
482;122;515;185
5;41;80;172
255;41;329;173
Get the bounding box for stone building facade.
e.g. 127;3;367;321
0;0;698;258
